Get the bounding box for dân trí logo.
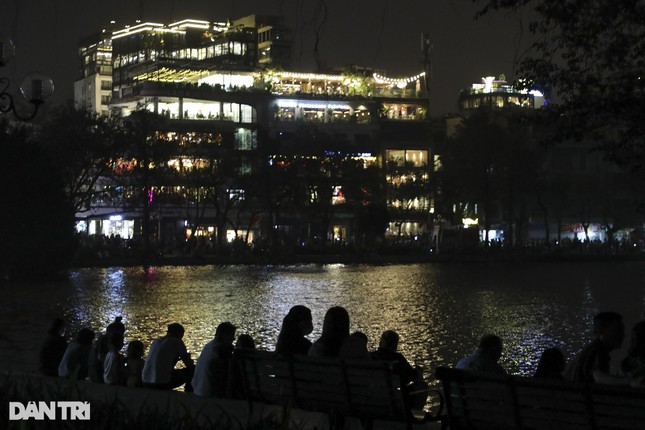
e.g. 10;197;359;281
9;401;90;420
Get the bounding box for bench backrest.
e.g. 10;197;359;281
238;350;409;422
435;366;645;430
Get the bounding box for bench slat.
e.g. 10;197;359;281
239;351;416;428
436;367;645;430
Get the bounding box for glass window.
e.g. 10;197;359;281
235;128;257;150
231;42;242;55
240;104;254;123
406;150;427;167
386;150;405;166
227;189;245;202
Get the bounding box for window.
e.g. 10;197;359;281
235;128;257;150
231;42;244;55
385;149;427;167
386;150;405;167
406;150;427;167
332;186;346;205
227;189;245;202
240;105;254;123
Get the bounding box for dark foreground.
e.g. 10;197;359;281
2;372;440;430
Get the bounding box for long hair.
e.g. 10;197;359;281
318;306;350;356
276;306;312;354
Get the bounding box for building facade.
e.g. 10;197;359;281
74;15;434;254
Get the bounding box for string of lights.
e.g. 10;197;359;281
372;72;426;88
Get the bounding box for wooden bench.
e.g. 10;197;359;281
435;366;645;430
237;350;444;429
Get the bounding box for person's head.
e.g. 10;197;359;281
321;306;350;339
379;330;400;352
478;334;503;362
286;305;314;336
593;312;624;350
215;322;237;343
167;323;185;339
108;332;124;352
351;331;368;346
106;316;125;335
127;340;145;360
628;320;645;358
534;348;565;378
235;334;256;350
48;318;66;336
76;328;95;345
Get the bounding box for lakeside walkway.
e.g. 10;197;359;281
4;372;442;429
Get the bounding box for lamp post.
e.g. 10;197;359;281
0;34;54;120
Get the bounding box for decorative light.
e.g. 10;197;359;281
275;99;350;110
520;89;545;97
168;19;210;30
482;76;495;93
462;218;479;227
278;71;345;82
373;72;425;88
112;22;183;40
0;34;54;121
133;67;208;83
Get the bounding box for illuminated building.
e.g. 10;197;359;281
443;75;627;247
74;27;113;116
458;75;545;113
74;15;434;250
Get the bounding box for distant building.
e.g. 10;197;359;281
458;74;545;114
73;15;435;252
441;74;635;247
74;28;113;116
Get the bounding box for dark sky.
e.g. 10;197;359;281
1;0;531;115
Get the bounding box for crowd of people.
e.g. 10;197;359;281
38;308;645;407
454;311;645;387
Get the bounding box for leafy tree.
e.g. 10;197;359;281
38;104;123;213
438;113;506;243
473;0;645;169
163;129;243;254
0;119;76;280
341;66;373;97
114;110;173;261
438;111;542;246
353;165;389;246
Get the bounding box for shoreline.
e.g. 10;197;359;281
70;250;645;269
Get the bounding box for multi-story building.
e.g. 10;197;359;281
442;74;633;247
74;15;434;253
458;74;545;113
74;27;114;116
437;75;547;247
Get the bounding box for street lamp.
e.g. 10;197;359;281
0;33;54;120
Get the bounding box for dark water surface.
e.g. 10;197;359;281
3;262;645;385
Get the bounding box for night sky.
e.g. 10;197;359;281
1;0;532;115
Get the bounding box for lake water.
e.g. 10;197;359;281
2;262;645;387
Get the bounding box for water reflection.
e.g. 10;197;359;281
3;262;645;386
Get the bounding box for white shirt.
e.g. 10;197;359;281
103;351;122;385
142;336;188;384
192;338;232;397
58;341;90;379
192;339;217;396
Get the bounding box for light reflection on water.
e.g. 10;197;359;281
3;262;645;387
